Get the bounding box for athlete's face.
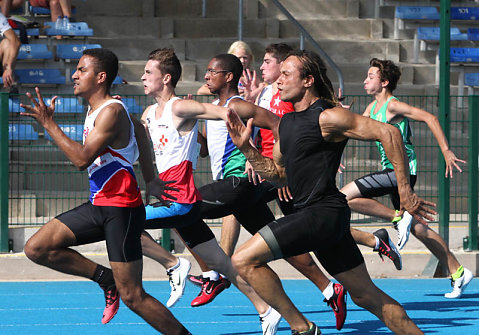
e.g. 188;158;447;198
276;56;307;103
364;67;386;95
232;48;252;70
204;59;230;94
72;55;101;97
260;53;281;84
141;60;166;96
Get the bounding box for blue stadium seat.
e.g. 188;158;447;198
9;98;22;112
122;97;143;114
29;5;76;15
17;44;53;60
29;6;50;15
395;6;440;20
467;28;479;41
44;22;93;37
465;73;479;86
56;44;102;60
9;124;39;141
44;97;83;113
450;48;479;62
13;28;40;38
45;124;83;142
15;69;66;84
451;7;479;20
113;75;125;85
417;27;467;41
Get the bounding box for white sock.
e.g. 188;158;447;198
202;270;219;281
259;306;272;318
166;258;180;272
374;236;380;250
322;281;334;300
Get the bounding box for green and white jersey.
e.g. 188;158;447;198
206;96;247;180
370;96;417;175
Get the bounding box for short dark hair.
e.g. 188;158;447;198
213;53;243;88
82;48;118;89
286;49;337;104
148;48;182;88
265;43;293;63
369;58;401;92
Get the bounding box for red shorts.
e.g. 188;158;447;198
29;0;49;8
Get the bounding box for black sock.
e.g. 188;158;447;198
91;265;115;290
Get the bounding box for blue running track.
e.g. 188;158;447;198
0;279;478;334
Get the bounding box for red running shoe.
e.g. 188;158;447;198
190;277;231;307
187;274;203;287
324;283;347;330
102;286;120;324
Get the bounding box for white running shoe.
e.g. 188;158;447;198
445;268;474;299
395;211;413;250
166;257;191;307
260;307;282;335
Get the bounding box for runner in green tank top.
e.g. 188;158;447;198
340;58;472;299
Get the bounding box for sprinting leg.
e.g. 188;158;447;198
333;263;423;334
220;214;241;256
111;260;190;334
232;234;312;332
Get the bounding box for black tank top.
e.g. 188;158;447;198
279;99;348;208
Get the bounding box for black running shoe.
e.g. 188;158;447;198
373;228;402;270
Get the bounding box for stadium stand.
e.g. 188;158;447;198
56;44;101;60
414;27;468;63
43;97;83;113
122;97;143;114
17;44;53;60
45;123;83;142
9;123;39;141
13;68;66;84
467;27;479;40
44;21;93;37
465;72;479;94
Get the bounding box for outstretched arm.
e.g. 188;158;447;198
321;106;436;224
226;109;286;185
389;100;465;177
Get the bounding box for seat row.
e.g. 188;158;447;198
17;43;101;61
413;27;479;63
8;96;143;114
8;123;82;141
394;6;479;39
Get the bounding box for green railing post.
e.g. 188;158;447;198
438;0;451;247
468;95;478;251
161;229;171;252
0;92;9;252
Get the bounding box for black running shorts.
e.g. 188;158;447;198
260;180;296;216
144;202;215;249
199;176;275;235
258;196;364;276
354;168;417;210
57;202;144;262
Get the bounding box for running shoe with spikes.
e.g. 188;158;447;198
323;283;347;330
191;276;231;307
392;210;413;250
187;274;203;287
101;286;120;324
291;322;321;335
445;267;473;298
260;307;282;335
373;228;402;271
166;258;191;308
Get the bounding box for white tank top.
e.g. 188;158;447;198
145;97;201;204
